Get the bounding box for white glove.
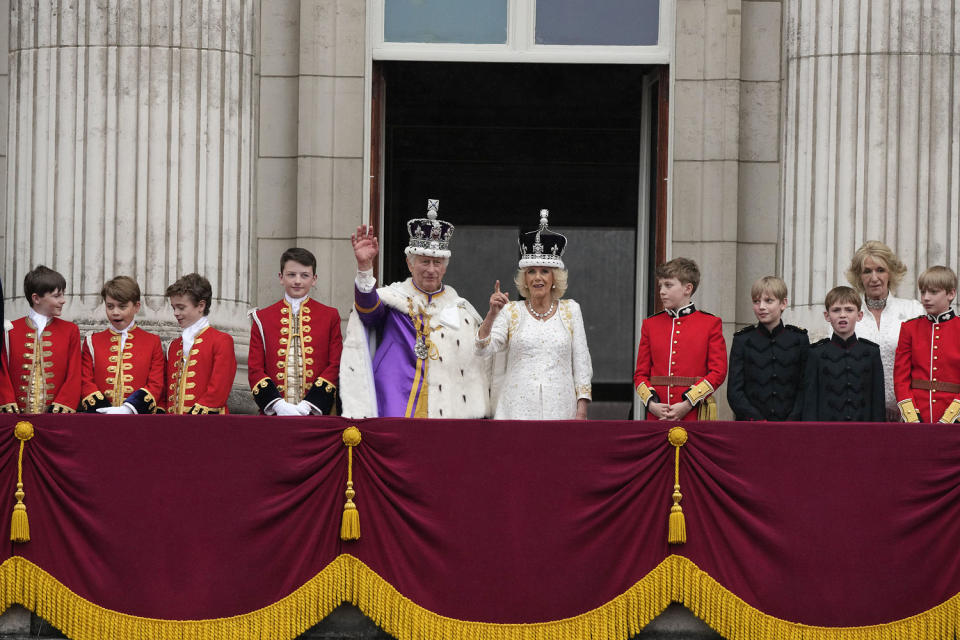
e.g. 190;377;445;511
296;400;315;416
96;405;135;415
274;400;302;416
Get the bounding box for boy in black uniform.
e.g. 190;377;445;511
727;276;809;420
803;286;885;421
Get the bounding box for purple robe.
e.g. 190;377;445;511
355;284;439;417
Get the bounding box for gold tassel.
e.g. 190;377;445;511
340;426;362;541
667;426;688;545
697;396;718;420
10;421;35;543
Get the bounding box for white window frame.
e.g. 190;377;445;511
368;0;674;64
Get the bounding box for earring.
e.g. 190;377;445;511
551;285;556;289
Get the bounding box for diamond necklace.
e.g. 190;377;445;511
865;296;887;310
526;299;557;320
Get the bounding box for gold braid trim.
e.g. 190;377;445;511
899;399;920;423
939;399;960;424
251;377;271;396
5;553;960;640
49;403;76;414
81;392;105;410
187;404;225;415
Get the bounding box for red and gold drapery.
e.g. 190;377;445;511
1;415;958;640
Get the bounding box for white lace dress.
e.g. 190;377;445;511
854;294;924;414
475;299;593;420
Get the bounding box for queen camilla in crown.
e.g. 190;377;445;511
475;210;593;420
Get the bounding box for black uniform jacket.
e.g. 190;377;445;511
727;322;809;421
802;333;885;422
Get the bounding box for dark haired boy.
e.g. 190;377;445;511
163;273;237;414
803;286;884;421
894;266;960;423
0;265;81;413
727;276;809;421
80;276;166;414
248;247;342;415
634;257;727;421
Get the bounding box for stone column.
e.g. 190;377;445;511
782;0;960;332
4;0;255;346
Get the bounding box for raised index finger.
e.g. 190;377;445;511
494;280;501;293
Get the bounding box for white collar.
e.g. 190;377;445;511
112;320;136;350
181;316;210;358
666;302;696;318
27;308;51;333
284;293;309;316
111;320;136;336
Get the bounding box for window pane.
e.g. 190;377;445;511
535;0;659;46
385;0;508;44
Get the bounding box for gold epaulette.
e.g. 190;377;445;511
898;399;920;423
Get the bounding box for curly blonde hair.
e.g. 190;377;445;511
514;267;568;300
845;241;908;295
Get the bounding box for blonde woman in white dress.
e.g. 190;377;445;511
845;241;924;420
475;210;592;420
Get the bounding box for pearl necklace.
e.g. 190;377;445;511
865;296;887;311
526;299;557;320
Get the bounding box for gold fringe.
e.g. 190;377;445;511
341;427;362;541
10;421;34;543
5;554;960;640
667;427;688;545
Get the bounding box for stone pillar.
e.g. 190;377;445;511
254;0;365;328
782;0;960;332
4;0;255;346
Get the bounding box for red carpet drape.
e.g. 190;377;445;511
1;415;959;640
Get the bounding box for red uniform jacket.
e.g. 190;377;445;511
894;310;960;423
248;298;342;414
0;316;81;413
165;326;237;415
634;304;728;421
81;327;166;414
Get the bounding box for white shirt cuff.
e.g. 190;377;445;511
355;269;376;293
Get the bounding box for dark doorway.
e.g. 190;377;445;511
375;61;663;415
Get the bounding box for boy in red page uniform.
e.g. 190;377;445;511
895;266;960;423
164;273;237;415
634;258;727;421
80;276;165;414
0;265;81;413
248;247;342;415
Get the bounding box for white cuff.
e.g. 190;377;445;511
356;269;376;293
264;397;281;416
